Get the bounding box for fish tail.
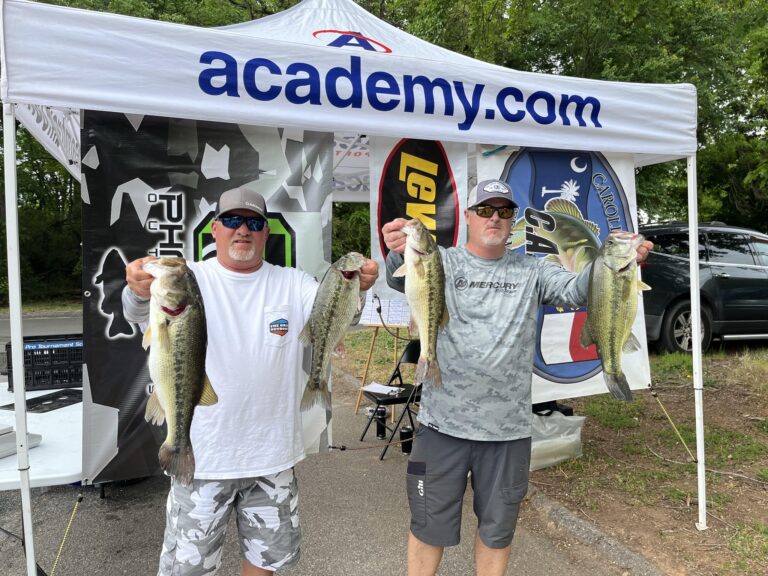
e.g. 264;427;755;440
159;444;195;486
416;357;442;387
604;372;633;402
301;380;332;412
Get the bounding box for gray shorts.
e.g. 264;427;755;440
158;468;300;575
406;426;531;549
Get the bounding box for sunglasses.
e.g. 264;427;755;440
218;214;267;232
469;205;517;219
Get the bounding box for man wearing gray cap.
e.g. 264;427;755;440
123;185;379;576
382;179;652;576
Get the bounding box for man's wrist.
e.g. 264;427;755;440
126;287;150;303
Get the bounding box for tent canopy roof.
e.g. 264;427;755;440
1;0;696;166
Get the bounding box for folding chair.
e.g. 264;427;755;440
359;339;421;460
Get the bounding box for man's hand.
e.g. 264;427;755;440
381;218;409;255
359;258;379;292
125;256;157;300
636;239;654;263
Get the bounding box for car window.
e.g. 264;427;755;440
646;232;706;259
750;236;768;267
706;232;756;265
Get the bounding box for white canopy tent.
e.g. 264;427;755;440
1;0;706;573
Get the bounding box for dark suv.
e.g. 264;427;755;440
639;222;768;352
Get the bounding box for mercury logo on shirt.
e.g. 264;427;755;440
270;318;289;337
454;277;519;294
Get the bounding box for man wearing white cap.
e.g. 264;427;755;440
123;185;379;576
382;179;652;576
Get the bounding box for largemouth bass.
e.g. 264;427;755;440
143;257;217;485
508;198;601;273
393;219;448;386
299;252;367;411
581;231;651;401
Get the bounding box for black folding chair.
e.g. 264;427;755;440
359;339;421;460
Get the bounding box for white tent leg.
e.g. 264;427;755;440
3;103;38;574
686;154;707;531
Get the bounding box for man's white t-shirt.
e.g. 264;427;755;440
187;258;318;479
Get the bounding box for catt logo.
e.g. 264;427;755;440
313;30;392;53
377;139;459;258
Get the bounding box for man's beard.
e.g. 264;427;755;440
480;228;506;247
229;244;257;261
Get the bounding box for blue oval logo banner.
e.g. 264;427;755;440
500;149;633;384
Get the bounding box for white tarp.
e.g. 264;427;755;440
1;0;696;164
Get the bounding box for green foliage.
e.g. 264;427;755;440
332;203;372;262
583;395;645;430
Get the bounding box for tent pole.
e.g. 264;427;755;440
686;154;707;531
3;103;39;574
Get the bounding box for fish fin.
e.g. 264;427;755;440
144;391;165;426
198;375;218;406
623;333;642;353
603;372;633;402
298;322;312;346
586;220;600;237
507;219;526;249
637;280;652;291
159;444;195;486
300;381;332;412
439;305;449;329
544;198;583;219
142;325;152;350
579;322;594;348
357;294;363;312
392;264;407;278
416;357;442;387
157;321;171;351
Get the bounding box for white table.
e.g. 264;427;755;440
0;381;83;490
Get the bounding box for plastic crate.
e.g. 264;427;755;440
6;334;83;392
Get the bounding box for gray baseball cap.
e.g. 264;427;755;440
216;187;266;218
467;179;518;208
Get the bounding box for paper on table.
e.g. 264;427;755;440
362;382;404;395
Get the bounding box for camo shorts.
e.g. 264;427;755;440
157;468;300;575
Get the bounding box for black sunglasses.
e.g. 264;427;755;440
469;205;517;219
218;214;266;232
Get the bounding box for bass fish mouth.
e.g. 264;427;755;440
340;271;358;280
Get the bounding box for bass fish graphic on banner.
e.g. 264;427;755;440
482;148;650;402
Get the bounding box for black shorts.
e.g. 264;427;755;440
405;426;531;548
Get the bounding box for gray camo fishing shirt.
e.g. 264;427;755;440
386;246;590;442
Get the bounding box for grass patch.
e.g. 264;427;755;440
583;395;645;429
727;522;768;565
756;468;768;482
727;349;768;395
753;420;768;435
341;328;416;387
649;351;693;384
659;425;768;466
0;298;81;316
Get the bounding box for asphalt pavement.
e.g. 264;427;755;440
0;314;667;575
